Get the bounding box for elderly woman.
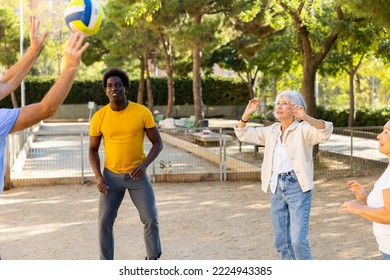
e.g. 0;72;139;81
340;120;390;260
234;90;333;260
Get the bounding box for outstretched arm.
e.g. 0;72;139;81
10;32;89;133
0;16;48;100
339;188;390;224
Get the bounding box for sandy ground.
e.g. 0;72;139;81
0;175;382;260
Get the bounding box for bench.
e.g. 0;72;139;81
219;127;263;158
238;141;264;158
192;131;233;147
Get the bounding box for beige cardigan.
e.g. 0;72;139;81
234;120;333;193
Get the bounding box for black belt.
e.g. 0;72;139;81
278;170;295;176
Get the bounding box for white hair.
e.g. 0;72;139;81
275;90;306;111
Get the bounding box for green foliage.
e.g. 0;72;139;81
202;77;249;105
3;76;107;108
316;105;390;127
0;8;20;67
81;36;109;67
206;43;250;73
342;0;390;29
377;39;390;62
237;0;263;22
316;106;349;127
355;107;390;127
319;18;385;77
147;76;249;105
1;0;389;115
125;0;161;25
2;76;388;127
1;76;249;108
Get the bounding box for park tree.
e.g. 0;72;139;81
0;1;33;108
206;31;295;101
345;0;390;29
79;35;109;68
124;0;248;124
173;0;241;125
269;0;345;117
126;0;179;118
361;61;390;106
0;8;22;107
319;18;386;126
102;0;160;109
207;3;296;101
32;0;68;76
206;42;261;100
151;1;177;118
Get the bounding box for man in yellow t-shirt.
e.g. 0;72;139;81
89;68;163;260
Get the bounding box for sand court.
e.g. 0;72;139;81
0;175;381;260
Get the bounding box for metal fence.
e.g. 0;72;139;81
5;125;387;187
314;126;387;178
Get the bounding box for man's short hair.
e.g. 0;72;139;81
102;68;130;90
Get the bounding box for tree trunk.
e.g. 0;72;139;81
348;71;356;127
243;71;259;100
192;14;204;124
160;33;175;118
273;77;278;98
246;80;255;100
3;144;11;191
144;54;154;110
276;1;342;119
11;92;18;108
347;54;364;127
237;71;256;99
251;71;259;99
137;57;145;104
301;61;317;118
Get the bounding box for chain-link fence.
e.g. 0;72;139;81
315;126;387;178
6;124;387;187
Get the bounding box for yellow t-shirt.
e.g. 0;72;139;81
90;101;156;173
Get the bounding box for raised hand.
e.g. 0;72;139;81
28;16;48;53
288;103;306;120
63;32;90;71
244;98;260;116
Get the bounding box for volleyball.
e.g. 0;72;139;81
64;0;103;37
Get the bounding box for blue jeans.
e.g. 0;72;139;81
270;171;312;260
381;251;390;260
98;168;161;260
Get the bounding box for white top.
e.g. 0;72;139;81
234;120;333;193
270;127;295;193
367;166;390;254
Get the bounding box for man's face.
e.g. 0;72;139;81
105;76;126;102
